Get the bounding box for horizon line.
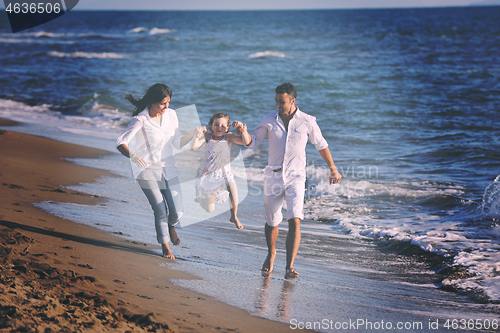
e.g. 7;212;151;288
1;4;499;11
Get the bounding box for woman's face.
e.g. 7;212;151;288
149;96;170;117
211;117;229;137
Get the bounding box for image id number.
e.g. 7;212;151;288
444;319;498;330
6;2;62;14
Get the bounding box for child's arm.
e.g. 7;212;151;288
227;122;251;145
191;126;207;151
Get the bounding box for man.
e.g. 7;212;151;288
242;83;342;279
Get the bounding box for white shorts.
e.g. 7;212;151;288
263;167;305;227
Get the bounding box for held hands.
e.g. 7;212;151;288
191;126;207;151
194;126;207;138
232;121;247;136
232;120;251;146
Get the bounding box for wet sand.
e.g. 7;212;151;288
0;119;306;332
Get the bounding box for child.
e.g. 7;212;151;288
191;112;251;229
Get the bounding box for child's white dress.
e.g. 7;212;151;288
195;135;235;203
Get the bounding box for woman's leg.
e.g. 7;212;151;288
161;243;175;260
162;177;184;245
137;179;173;258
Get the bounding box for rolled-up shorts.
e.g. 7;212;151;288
263;166;305;227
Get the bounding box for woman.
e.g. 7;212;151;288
117;83;196;259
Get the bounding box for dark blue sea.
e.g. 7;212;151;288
1;7;500;331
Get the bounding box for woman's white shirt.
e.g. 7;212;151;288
117;108;182;181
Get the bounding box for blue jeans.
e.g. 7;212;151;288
137;176;184;244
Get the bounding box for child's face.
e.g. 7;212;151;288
211;117;229;137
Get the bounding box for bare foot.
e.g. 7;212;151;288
285;268;299;279
230;216;243;229
169;225;180;246
161;244;175;260
261;251;276;274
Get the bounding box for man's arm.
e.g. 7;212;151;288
319;147;342;185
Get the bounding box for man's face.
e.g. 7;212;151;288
275;93;296;114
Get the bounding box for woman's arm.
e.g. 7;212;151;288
170;110;198;149
180;129;196;148
116;117;148;167
117;143;148;167
169;109;204;149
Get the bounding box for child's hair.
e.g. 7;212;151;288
125;83;172;116
208;112;231;133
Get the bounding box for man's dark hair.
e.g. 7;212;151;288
275;83;297;99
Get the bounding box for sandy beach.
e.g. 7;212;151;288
0;119;305;332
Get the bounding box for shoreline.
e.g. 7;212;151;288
0;119;304;332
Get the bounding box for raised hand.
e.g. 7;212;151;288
232;121;247;136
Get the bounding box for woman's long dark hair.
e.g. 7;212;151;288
125;83;172;116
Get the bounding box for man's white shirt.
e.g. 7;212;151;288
247;108;328;185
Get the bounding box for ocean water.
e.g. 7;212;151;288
1;7;500;330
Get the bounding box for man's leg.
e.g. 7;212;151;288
262;169;284;273
285;218;301;278
262;223;279;273
284;180;305;279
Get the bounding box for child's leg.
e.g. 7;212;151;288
228;181;243;229
199;196;216;213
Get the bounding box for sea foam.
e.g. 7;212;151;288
48;51;131;59
248;51;287;58
483;175;500;218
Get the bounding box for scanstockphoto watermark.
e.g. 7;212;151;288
290;318;426;331
306;163;380;198
245;161;379;198
334;163;379;180
290;318;500;331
